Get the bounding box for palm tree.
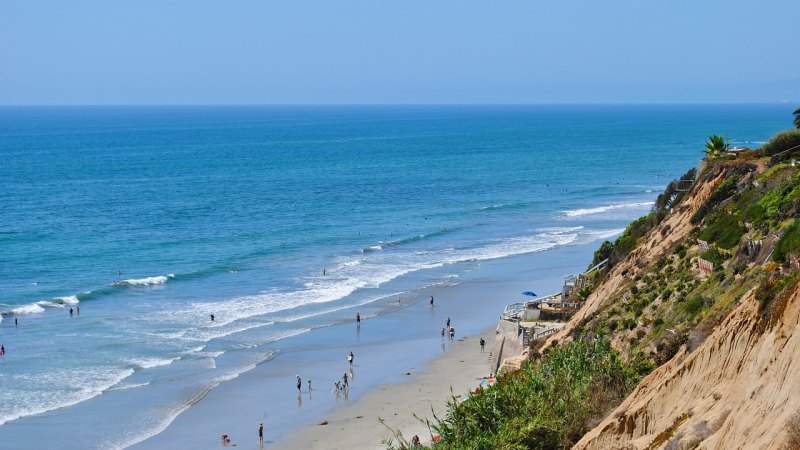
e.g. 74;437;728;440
793;107;800;129
704;134;727;157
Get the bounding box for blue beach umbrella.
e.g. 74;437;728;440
522;291;537;297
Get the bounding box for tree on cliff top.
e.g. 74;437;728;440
704;134;727;157
794;107;800;129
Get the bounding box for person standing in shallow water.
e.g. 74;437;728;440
296;375;302;392
356;312;361;327
258;422;264;446
429;295;434;307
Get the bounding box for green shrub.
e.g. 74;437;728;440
700;247;726;270
426;337;644;450
682;296;706;316
774;220;800;263
697;211;746;249
757;175;800;222
589;240;614;270
761;129;800;157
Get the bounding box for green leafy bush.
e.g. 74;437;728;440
757;175;800;222
682;296;706;316
697;211;746;249
700;247;726;270
774;220;800;264
761;129;800;157
426;338;643;450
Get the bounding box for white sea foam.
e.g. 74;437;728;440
0;367;135;426
119;274;175;286
107;381;150;392
535;226;584;234
479;203;510;211
583;228;626;240
54;295;80;305
127;356;180;370
110;349;281;450
9;303;46;315
35;295;81;309
563;201;653;217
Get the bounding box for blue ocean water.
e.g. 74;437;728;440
0;105;790;447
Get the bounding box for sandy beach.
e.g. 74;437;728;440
125;243;597;450
274;326;495;449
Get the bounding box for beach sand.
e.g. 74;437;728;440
274;327;494;449
132;244;595;450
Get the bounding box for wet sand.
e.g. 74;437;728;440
132;243;595;450
274;327;494;449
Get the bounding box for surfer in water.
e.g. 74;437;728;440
210;314;215;322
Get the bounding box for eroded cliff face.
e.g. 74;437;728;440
535;159;800;449
543;167;728;352
575;281;800;450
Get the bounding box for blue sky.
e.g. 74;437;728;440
1;0;798;104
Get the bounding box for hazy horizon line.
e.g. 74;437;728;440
1;101;797;108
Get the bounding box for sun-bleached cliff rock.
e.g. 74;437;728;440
575;280;800;450
537;156;800;449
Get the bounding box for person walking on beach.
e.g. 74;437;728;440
296;374;302;392
449;326;455;340
258;422;264;446
307;378;312;392
347;351;354;365
480;337;485;352
342;372;348;388
441;327;446;339
356;312;361;326
446;317;450;327
429;295;434;307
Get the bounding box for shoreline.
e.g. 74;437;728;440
132;242;597;450
274;325;496;449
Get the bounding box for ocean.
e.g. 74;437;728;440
0;104;789;448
